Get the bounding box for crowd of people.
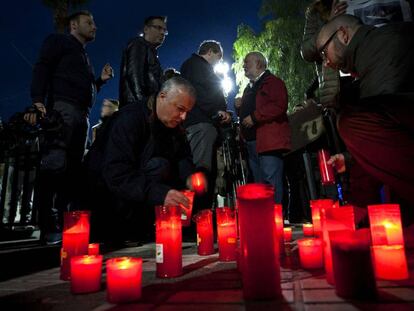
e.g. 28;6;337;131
17;0;414;246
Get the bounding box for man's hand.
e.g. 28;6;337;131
327;153;346;173
330;0;348;20
100;63;114;81
23;102;46;125
218;110;231;124
242;115;254;128
164;189;189;208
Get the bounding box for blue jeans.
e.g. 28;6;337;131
245;140;284;203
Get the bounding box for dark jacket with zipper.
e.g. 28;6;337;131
119;36;162;108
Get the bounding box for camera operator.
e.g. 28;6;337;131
238;51;291;204
24;11;114;244
180;40;231;210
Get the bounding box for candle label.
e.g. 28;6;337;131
197;233;201;246
227;237;237;244
181;213;187;220
156;244;164;263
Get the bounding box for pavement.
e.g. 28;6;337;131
0;230;414;311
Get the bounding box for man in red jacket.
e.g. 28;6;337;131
238;51;291;203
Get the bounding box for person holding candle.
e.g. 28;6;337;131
87;77;197;245
316;15;414;231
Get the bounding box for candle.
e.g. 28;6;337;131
297;238;323;269
106;257;142;303
310;199;333;237
216;207;237;261
179;190;195;227
61;211;90;280
329;229;377;299
318;199;335;285
368;204;404;245
237;184;281;300
190;172;206;195
70;255;102;294
371;245;409;280
303;223;314;237
88;243;100;255
194;209;215;255
283;227;292;242
155;205;182;278
317;149;335;185
274;204;284;256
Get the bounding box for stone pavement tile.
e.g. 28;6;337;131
378;287;414;302
281;281;294;290
305;304;361;311
166;289;294;304
92;303;155;311
302;289;346;303
155;304;245;311
306;303;414;311
300;277;334;289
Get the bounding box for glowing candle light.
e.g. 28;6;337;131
283;227;292;242
216;207;237;261
194;209;214;256
61;211;90;280
368;204;404;246
274;204;285;255
88;243;100;255
237;184;281;300
70;255;102;294
302;223;314;237
155;205;182;278
106;257;142;303
297;238;323;269
371;245;409;280
190;172;206;195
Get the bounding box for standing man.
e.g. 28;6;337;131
180;40;231;208
119;16;167;109
239;52;291;203
28;11;114;244
316;15;414;224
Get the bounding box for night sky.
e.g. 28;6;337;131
1;0;263;126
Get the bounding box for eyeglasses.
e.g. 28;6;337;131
148;24;168;35
319;29;338;59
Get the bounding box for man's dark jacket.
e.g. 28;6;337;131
31;34;104;110
119;37;162;108
180;53;226;127
342;22;414;102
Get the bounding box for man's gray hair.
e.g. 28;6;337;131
247;51;268;69
160;76;197;99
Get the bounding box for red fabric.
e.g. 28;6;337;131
253;74;291;153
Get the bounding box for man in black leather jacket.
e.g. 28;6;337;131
119;16;167;109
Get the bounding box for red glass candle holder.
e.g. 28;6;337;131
274;204;285;256
180;190;195;227
310;199;333;237
61;211;90;280
368;204;404;246
303;223;314;237
155;205;182;278
297;238;323;269
106;257;142;303
237;183;281;300
88;243;100;255
216;207;237;261
190;172;206;195
317;199;335;284
317;149;335;185
194;209;215;255
70;255;102;294
371;245;409;280
283;227;292;242
329;229;377;299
